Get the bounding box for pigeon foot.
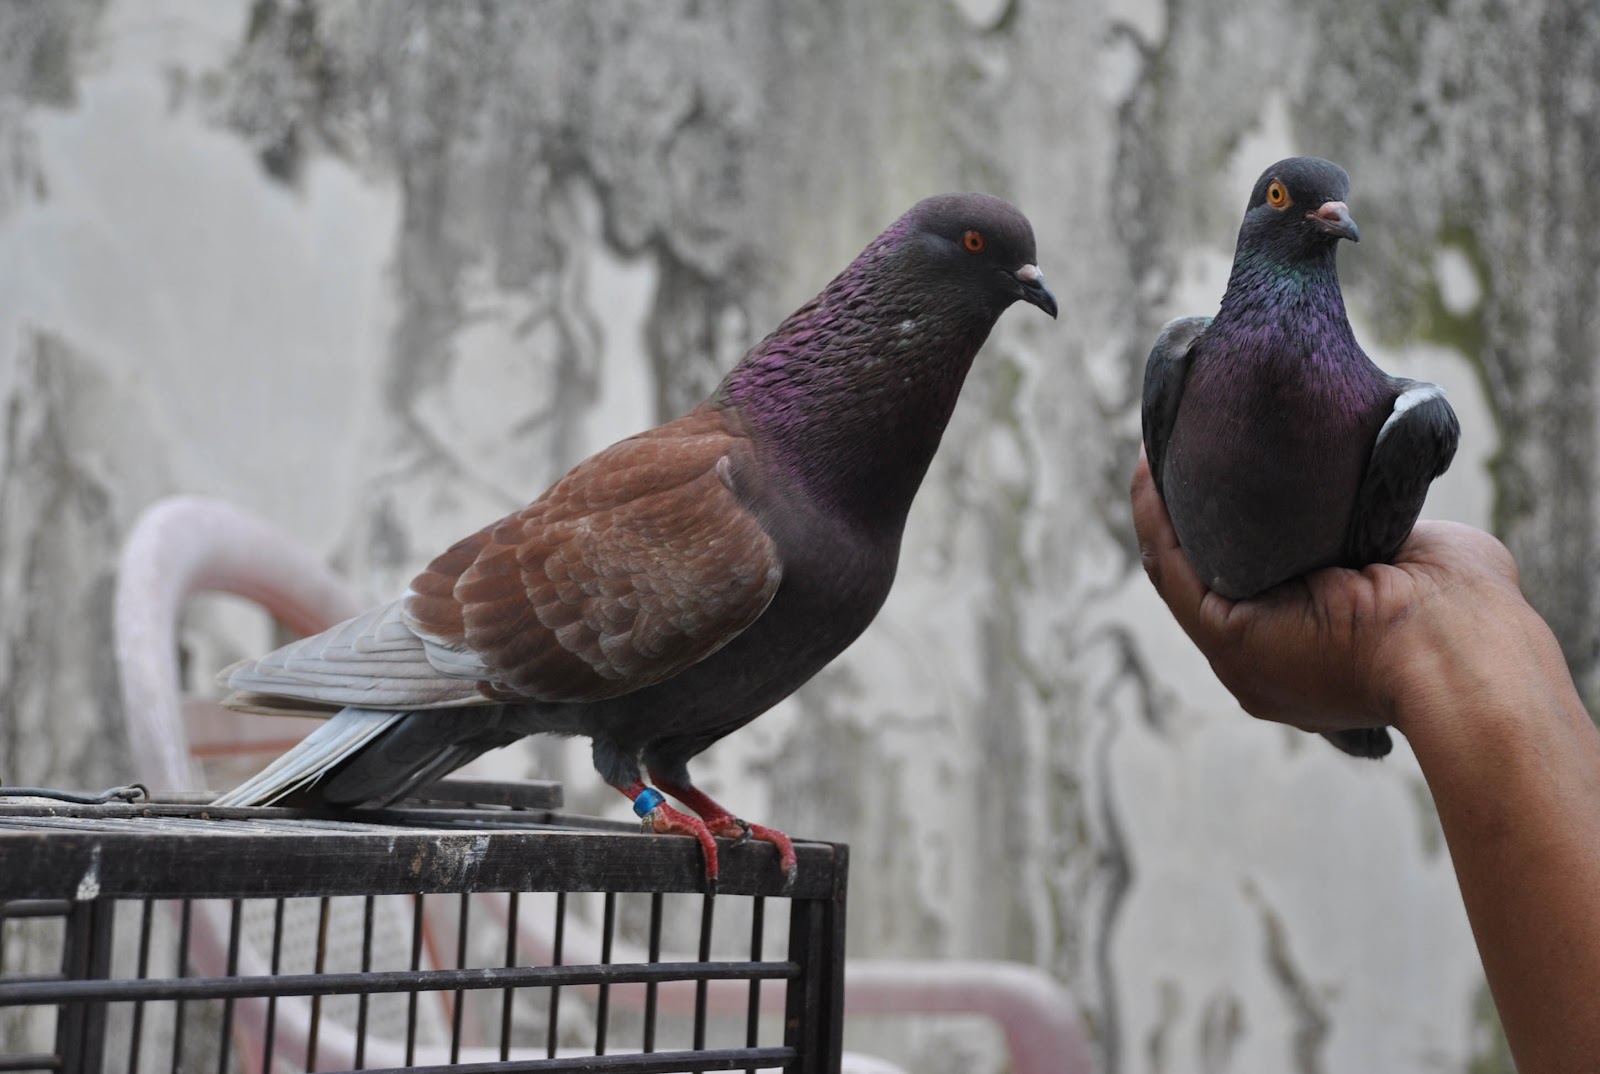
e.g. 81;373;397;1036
646;774;800;890
717;819;798;893
629;784;721;888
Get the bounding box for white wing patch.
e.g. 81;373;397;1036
223;599;488;710
418;636;495;680
399;587;496;680
1377;383;1448;445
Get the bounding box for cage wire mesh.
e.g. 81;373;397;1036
0;793;846;1074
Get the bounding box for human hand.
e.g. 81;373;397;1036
1136;451;1600;1071
1130;450;1529;739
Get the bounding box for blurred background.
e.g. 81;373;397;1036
2;0;1596;1070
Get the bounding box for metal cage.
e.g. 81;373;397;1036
0;785;846;1074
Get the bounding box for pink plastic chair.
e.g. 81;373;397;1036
114;496;520;1070
114;494;1095;1074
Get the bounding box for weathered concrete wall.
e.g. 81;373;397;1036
4;0;1594;1070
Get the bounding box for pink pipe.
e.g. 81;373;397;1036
843;960;1093;1073
485;893;1094;1073
114;495;364;789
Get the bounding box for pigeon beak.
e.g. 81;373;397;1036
1014;263;1059;319
1309;200;1360;243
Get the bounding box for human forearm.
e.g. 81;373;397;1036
1398;603;1600;1072
1132;451;1600;1066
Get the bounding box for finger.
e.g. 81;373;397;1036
1130;450;1210;627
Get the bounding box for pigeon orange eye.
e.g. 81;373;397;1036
962;230;986;253
1266;180;1291;209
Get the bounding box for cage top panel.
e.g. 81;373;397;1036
0;802;844;902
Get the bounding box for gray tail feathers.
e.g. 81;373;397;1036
211;707;520;808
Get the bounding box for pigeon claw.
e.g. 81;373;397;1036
710;818;798;890
640;776;798;890
642;800;722;888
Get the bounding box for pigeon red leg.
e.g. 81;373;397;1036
622;782;722;888
647;770;798;889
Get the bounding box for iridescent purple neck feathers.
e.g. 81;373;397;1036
1209;244;1365;378
715;194;1049;529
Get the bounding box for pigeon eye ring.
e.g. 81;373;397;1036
962;229;986;253
1266;180;1291;210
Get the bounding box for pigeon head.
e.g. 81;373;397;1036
1238;156;1360;263
718;192;1055;528
889;193;1059;319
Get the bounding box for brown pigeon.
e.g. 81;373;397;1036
215;193;1058;886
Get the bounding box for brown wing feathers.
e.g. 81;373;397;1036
404;410;782;705
226;409;781;713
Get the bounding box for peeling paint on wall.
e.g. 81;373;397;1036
3;1;1590;1071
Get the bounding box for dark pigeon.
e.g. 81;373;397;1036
215;192;1058;885
1142;157;1459;759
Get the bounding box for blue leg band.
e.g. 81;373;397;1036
633;787;666;818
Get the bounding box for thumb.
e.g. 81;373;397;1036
1131;449;1212;633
